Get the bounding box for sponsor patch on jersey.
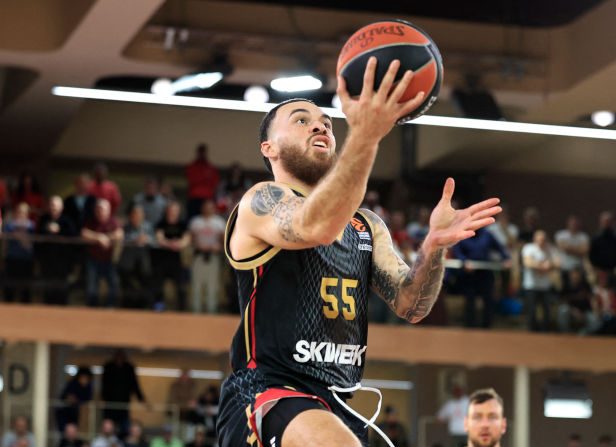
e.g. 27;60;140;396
293;340;367;366
358;231;371;241
350;217;366;232
358;243;372;252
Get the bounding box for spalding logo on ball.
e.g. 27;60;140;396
337;19;443;124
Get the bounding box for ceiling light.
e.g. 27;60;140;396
270;75;322;93
591;110;615;127
544;380;592;419
51;86;616;141
244;85;269;103
151;78;173;95
171;72;224;93
331;94;342;110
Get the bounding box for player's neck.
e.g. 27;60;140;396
468;442;500;447
274;172;315;196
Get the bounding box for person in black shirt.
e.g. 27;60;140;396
152;201;190;311
56;366;93;431
58;423;83;447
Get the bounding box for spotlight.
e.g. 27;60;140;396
331;94;342;110
151;78;173;95
244;85;269;103
544;379;592;419
591;110;615;127
270;75;322;93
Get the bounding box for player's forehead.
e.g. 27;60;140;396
276;101;326;122
468;399;503;415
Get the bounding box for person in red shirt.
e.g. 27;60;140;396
185;144;220;220
81;199;123;307
12;172;45;221
88;163;122;215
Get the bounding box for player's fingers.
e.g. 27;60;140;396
360;56;377;100
397;90;425;119
375;59;400;100
468;198;500;215
441;177;455;203
471;206;502;221
336;75;351;103
466;217;496;231
387;70;414;104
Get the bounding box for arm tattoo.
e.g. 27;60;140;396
250;184;305;242
402;248;445;323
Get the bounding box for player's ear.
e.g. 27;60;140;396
261;140;277;161
501;417;507;434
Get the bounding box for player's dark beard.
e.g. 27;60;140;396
468;435;499;447
278;142;336;186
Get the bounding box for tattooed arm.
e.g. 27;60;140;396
363;178;502;323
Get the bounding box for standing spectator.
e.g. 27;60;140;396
196;385;219;444
217;162;251;201
124;420;148;447
362;190;388;223
1;416;36;447
372;405;407;447
487;206;519;299
437;385;469;447
3;203;35;303
555;215;590;291
36;196;77;305
11;172;45;221
189;199;226;313
153;202;190;311
593;274;616;335
58;423;83;447
167;369;197;426
185;144;220;220
518;206;540;244
590;211;616;283
131;177;167;228
88;163;122;215
557;269;600;334
118;205;154;308
150;426;182;447
56;366;93;431
406;205;430;246
0;176;9;214
81;199;123;307
91;419;120;447
452;227;510;328
389;211;413;251
522;230;559;331
101;350;147;437
63;174;96;232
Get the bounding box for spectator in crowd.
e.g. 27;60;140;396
590;211;616;283
217;162;251;200
599;435;613;447
557;268;600;334
123;420;148;447
453;227;510;328
437;385;469;447
0;175;8;213
3;203;35;303
101;350;147;437
185;426;209;447
518;206;540;244
389;211;413;252
372;405;407;447
88;163;122;215
167;369;197;425
81;199;123;307
567;433;582;447
150;425;183;447
522;230;559;331
464;389;507;447
153;201;190;311
555;215;590;291
91;419;120;447
131;177;167;228
487;206;519;299
362;190;388;223
189;199;225;313
11;172;45;221
56;366;93;431
1;416;36;447
36;196;77;305
406;205;430;246
58;423;83;447
63;174;96;232
593;274;616;335
185;144;220;220
118;205;154;308
196;385;219;443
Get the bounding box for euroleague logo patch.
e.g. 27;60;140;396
350;217;372;242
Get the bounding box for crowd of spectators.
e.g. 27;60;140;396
1;143;616;335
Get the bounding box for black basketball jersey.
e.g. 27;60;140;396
224;188;374;390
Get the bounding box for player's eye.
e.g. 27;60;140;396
296;117;308;125
323;121;332;129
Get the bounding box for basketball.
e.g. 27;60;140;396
336;19;443;124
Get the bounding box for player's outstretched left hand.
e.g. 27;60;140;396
425;178;501;249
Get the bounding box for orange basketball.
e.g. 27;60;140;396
337;19;443;124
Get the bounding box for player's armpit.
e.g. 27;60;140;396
362;208;445;323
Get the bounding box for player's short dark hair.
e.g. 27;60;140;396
258;98;316;173
468;388;504;414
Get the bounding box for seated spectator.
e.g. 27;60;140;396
91;419;120;447
123;421;148;447
1;416;36;447
594;274;616;335
555;215;590;292
372;405;407;447
81;199;123;307
58;423;84;447
118;205;154;308
89;163;121;215
36;196;77;305
196;385;219;442
557;269;600;334
185;426;209;447
3;203;35;303
186;144;220;220
131;177;167;228
150;425;182;447
153;201;190;311
11;171;44;221
522;230;559;331
406;205;430;247
189;199;225;313
56;366;93;431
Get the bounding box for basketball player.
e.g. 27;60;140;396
217;57;502;447
464;389;507;447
